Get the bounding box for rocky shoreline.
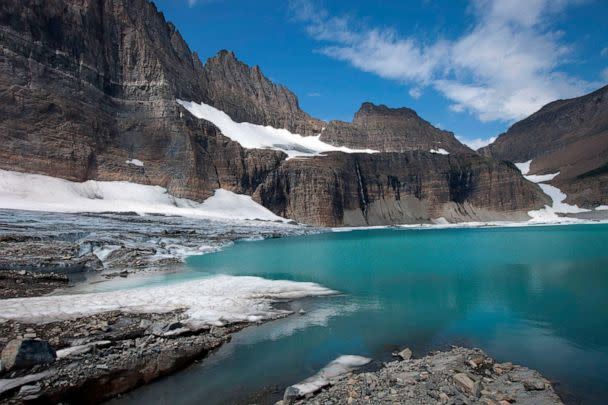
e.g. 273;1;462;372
0;308;247;403
283;347;564;405
0;209;315;403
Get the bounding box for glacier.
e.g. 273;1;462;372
177;99;378;159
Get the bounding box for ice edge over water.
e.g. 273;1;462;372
287;355;372;398
0;275;338;326
177;99;378;159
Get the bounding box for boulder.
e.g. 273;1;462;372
453;372;481;397
397;347;413;360
1;339;56;370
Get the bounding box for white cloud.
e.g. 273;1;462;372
601;47;608;57
602;68;608;82
308;92;321;97
457;136;497;150
409;87;422;99
291;0;593;123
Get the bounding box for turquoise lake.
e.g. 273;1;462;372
113;224;608;405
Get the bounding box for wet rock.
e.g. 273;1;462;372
1;339;56;370
397;347;413;360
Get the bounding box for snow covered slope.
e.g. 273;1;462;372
177;99;378;159
0;169;286;222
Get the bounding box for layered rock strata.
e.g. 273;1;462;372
0;0;548;226
321;102;473;154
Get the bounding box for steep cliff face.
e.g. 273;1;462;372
320;103;473;154
0;0;284;200
255;152;548;226
480;85;608;207
0;0;548;226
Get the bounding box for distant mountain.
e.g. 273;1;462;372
0;0;548;226
480;85;608;207
321;102;473;154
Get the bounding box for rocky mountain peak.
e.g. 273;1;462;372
320;102;472;154
354;102;418;122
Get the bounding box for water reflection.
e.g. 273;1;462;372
112;225;608;405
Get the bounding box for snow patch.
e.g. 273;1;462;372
177;99;378;159
595;205;608;211
0;169;287;222
430;148;449;155
125;159;144;167
0;275;337;326
287;355;371;398
524;171;560;183
514;160;532;175
514;161;589;221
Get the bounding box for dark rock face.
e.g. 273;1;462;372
0;0;283;201
1;339;56;370
0;0;548;226
480;85;608;207
255;152;548;226
321;103;473;154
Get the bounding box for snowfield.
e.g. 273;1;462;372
0;169;286;222
0;275;337;326
177;99;378;159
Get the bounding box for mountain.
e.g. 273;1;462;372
480;85;608;207
321;102;473;154
0;0;548;226
201;50;324;136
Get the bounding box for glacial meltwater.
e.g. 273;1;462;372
110;224;608;405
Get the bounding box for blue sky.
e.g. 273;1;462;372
154;0;608;148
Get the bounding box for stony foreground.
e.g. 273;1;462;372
284;347;563;405
0;310;244;403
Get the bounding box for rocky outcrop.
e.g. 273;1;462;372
255;152;548;226
0;0;548;227
287;347;564;405
480;85;608;207
0;310;241;404
320;103;473;154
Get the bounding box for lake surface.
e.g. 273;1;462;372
112;224;608;405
